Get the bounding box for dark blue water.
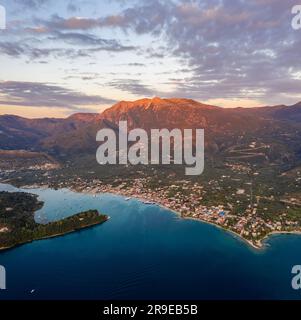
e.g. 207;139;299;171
0;183;301;300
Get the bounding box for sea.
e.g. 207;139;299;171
0;182;301;300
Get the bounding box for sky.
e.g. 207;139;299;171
0;0;300;118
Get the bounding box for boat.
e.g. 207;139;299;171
143;201;155;205
125;197;131;201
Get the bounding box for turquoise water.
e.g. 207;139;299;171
0;182;301;300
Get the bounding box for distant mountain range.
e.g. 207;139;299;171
1;97;301;165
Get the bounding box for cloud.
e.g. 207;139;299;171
0;42;26;56
36;3;169;33
49;31;136;51
0;12;136;60
0;81;115;110
41;15;103;31
63;72;100;81
67;2;78;13
0;41;74;59
107;79;162;97
0;35;135;60
13;0;51;9
2;0;301;105
127;63;146;67
42;14;126;31
99;0;301;104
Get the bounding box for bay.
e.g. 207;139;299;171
0;183;300;300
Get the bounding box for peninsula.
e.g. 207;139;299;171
0;191;109;251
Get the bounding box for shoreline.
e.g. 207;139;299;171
68;187;301;250
63;186;294;251
0;190;110;252
181;216;263;250
2;181;301;251
0;217;109;252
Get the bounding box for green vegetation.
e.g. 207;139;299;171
1;135;301;248
0;191;108;250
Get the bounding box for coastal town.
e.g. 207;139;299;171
0;149;301;249
66;174;300;249
1;159;298;249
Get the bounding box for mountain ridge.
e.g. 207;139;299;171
1;97;301;159
1;97;301;120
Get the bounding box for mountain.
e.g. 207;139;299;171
100;97;260;131
0;114;98;152
0;115;61;150
235;101;301;123
67;113;98;122
0;97;301;165
41;97;274;155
